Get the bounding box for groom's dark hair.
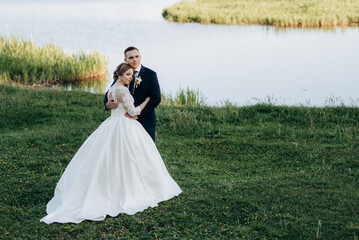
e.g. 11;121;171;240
124;46;139;56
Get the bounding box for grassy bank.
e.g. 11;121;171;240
1;84;358;239
0;36;108;85
163;0;359;28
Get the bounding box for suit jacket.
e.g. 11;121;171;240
104;65;161;130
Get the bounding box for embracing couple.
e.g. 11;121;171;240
40;47;182;224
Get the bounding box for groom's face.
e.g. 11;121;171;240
125;50;141;70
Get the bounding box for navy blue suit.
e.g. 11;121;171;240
104;65;161;142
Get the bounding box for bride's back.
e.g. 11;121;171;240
108;85;128;116
108;85;141;117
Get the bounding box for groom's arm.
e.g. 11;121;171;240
104;91;119;110
104;91;110;110
140;71;161;115
104;79;118;110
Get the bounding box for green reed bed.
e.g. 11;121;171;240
0;36;108;85
161;87;206;106
1;84;358;239
163;0;359;27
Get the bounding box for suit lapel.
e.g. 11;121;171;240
138;65;145;78
129;75;135;95
131;65;146;95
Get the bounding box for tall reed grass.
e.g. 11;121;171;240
163;0;359;27
0;36;108;84
161;87;206;106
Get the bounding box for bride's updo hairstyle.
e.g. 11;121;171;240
113;63;132;82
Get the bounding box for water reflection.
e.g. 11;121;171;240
272;25;355;34
60;77;109;93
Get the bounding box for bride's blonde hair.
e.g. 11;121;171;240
113;63;132;81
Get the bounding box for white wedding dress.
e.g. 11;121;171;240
40;85;182;224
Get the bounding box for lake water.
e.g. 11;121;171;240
1;0;358;106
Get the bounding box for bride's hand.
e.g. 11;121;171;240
139;97;151;110
124;112;138;120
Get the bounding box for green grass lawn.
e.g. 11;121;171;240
163;0;359;28
1;84;358;239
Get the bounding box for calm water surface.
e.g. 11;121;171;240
1;0;358;106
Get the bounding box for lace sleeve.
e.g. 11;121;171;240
114;87;141;116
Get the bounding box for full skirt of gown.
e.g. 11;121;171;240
40;111;182;224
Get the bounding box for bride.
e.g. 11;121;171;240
40;63;182;224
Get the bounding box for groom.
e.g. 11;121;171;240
104;46;161;142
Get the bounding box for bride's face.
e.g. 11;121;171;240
120;68;134;85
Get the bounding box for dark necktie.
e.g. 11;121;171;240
131;71;138;95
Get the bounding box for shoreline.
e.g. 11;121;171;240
164;17;359;28
2;83;358;108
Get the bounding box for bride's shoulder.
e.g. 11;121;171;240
111;84;129;93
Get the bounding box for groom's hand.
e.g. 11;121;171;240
125;113;138;120
106;100;118;109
